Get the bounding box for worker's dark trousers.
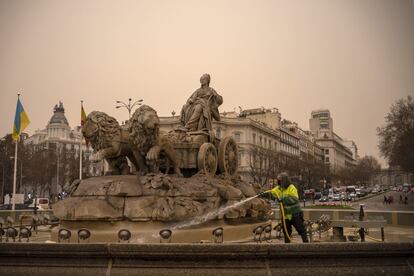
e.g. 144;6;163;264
283;212;309;243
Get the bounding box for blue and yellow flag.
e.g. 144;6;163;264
12;97;30;141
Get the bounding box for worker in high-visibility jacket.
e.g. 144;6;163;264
259;172;309;243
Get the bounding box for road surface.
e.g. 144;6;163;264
352;191;414;211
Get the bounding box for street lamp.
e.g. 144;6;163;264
115;98;143;119
1;164;5;204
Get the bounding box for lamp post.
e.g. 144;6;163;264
56;143;60;196
115;98;143;119
1;164;4;204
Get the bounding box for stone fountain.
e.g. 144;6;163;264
52;74;271;243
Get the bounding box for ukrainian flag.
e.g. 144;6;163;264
12;97;30;141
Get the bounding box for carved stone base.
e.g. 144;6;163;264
53;174;270;222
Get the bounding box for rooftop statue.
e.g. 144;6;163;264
180;74;223;131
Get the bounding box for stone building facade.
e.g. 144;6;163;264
372;168;413;187
160;107;325;183
309;109;356;172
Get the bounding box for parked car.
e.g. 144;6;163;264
332;194;341;201
356;188;367;198
28;197;50;210
319;196;329;202
314;192;322;200
0;203;31;210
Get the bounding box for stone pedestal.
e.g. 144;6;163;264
52;174;271;243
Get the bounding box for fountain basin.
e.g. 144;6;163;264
51;219;272;243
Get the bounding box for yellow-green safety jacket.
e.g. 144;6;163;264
267;184;302;220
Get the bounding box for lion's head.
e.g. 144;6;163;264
82;111;121;151
129;105;160;154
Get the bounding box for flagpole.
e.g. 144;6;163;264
79;100;83;180
12;138;18;210
12;94;20;211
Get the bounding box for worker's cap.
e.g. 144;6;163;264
277;172;289;180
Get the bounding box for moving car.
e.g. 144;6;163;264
402;183;411;193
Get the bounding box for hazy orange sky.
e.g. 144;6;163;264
1;0;413;166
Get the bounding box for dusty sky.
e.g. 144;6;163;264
1;0;413;166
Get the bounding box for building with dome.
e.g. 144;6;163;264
26;102;86;152
24;102;103;197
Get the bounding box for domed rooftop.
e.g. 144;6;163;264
49;101;69;125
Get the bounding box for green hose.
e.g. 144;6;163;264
279;201;291;242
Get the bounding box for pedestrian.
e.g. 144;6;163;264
399;195;403;204
383;195;387;204
259;172;309;243
405;196;408;205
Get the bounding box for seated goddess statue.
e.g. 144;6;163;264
180;74;223;131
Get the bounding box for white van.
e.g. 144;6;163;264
29;198;50;210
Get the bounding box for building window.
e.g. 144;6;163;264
234;132;241;142
325;149;329;155
252;133;256;144
216;128;221;139
325;157;330;163
259;136;262;146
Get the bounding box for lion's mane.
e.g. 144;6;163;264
83;111;121;151
129;105;159;155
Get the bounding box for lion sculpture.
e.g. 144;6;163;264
82;111;137;175
129;105;182;176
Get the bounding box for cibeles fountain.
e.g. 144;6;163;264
51;74;271;243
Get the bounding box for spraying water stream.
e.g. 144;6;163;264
169;195;259;231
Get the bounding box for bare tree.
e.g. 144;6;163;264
377;96;414;173
335;155;381;186
248;145;280;187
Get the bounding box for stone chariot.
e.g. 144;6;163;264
162;129;238;177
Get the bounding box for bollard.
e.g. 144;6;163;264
332;227;346;242
359;204;365;221
359;204;365;242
